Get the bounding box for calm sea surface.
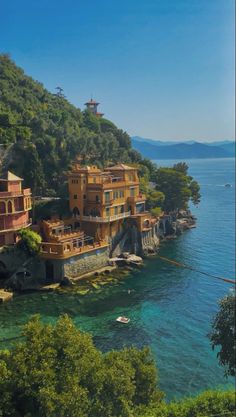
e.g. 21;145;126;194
0;158;235;399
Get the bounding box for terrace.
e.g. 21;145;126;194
82;211;131;223
40;237;108;259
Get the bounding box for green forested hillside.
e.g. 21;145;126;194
0;54;142;195
0;54;200;212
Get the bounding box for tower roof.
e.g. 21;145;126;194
85;98;99;105
1;170;23;181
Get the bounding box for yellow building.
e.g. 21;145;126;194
67;163;147;240
39;163;159;279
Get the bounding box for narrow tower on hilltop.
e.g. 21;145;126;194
84;98;104;117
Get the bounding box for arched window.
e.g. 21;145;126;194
72;207;80;217
7;201;13;213
0;202;6;214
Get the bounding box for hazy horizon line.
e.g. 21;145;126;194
131;136;235;143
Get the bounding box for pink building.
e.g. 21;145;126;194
0;171;32;246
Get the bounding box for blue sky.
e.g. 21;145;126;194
1;0;235;141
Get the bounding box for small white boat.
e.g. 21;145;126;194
116;316;130;324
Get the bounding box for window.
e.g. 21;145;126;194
119;190;124;198
130;188;135;197
83;194;86;200
93;177;96;183
113;191;119;199
74;194;77;200
104;191;110;203
7;201;13;213
0;202;6;213
105;207;110;217
114;206;118;215
73;207;80;217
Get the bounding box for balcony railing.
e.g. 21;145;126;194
86;180;139;189
127;194;146;204
40;239;108;259
82;211;131;223
0;188;31;198
0;191;23;197
87;198;114;206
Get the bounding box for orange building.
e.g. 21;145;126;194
67;163;147;239
0;171;32;246
39;164;159;280
84;98;104;117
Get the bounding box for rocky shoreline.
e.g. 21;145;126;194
0;210;196;297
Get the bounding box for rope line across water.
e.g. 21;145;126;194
156;255;236;285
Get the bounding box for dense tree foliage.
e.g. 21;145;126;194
0;315;234;417
153;164;201;212
210;294;236;377
0;315;163;417
0;55;200;213
17;228;42;255
0;55;139;196
139;390;235;417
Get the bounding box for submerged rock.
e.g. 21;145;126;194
110;253;143;266
60;276;74;287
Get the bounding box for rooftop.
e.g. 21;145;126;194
0;171;23;181
85;99;99;105
105;164;135;171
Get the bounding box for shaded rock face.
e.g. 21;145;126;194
110;221;160;258
5;257;46;291
0;246;28;280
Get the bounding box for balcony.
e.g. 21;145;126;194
87;180;139;190
127;194;146;204
82;211;131;223
87;198;114;206
40;239;108;259
0;188;31;198
0;191;23;198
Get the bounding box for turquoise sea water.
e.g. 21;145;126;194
0;158;235;399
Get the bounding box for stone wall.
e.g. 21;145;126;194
64;247;109;279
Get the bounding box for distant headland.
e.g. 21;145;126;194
132;136;235;160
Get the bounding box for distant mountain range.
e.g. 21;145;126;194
131;137;235;159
